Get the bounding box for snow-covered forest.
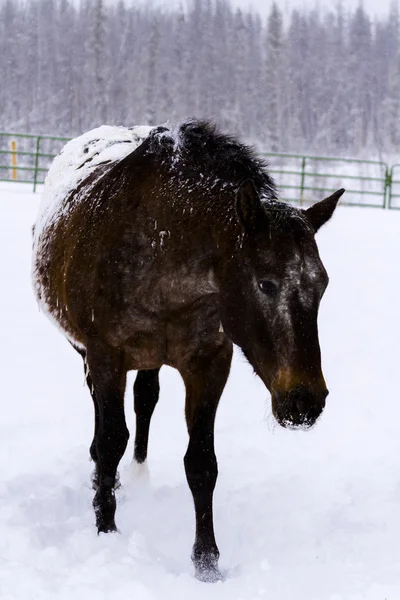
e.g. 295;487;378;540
1;0;400;156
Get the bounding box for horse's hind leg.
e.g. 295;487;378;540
133;369;160;464
85;367;102;488
86;342;129;533
181;339;233;582
72;344;100;484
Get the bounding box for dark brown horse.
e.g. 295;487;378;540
32;120;344;582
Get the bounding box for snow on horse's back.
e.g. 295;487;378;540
34;125;154;241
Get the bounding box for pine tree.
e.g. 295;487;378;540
264;3;284;151
347;5;373;152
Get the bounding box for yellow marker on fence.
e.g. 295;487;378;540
11;140;17;180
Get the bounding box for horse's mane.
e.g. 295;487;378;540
146;119;278;201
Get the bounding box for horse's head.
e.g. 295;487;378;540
219;181;344;430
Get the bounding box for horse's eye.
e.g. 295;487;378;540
258;280;278;296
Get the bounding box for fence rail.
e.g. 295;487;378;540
263;152;392;209
1;130;399;208
0;132;70;192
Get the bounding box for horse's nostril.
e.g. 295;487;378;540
295;397;306;415
293;387;327;422
292;388;308;414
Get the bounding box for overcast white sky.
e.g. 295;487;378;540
231;0;394;17
135;0;397;19
237;0;394;17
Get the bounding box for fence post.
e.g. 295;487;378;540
299;156;306;206
10;140;17;180
33;136;42;193
385;166;392;209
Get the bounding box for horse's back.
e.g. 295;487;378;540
32;125;154;348
34;125;154;240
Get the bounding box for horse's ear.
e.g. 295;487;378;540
305;188;345;233
236;179;263;232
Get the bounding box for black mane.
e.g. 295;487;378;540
148;119;278;201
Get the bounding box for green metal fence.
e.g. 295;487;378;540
0;132;70;192
1;130;399;208
263;152;390;209
387;165;400;209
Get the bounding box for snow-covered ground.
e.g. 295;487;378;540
1;182;400;600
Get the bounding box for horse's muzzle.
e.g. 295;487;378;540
272;386;328;429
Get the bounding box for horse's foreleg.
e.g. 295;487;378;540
181;340;233;582
86;343;129;533
133;369;160;464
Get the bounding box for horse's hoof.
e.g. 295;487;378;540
193;552;223;583
96;517;118;535
195;564;224;583
93;488;117;533
97;520;117;534
130;459;150;481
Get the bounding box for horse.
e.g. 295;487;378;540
32;119;344;582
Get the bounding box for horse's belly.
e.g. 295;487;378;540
32;247;86;349
106;296;220;371
119;329;167;370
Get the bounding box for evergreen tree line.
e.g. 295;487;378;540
1;0;400;157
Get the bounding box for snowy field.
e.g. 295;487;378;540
1;182;400;600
